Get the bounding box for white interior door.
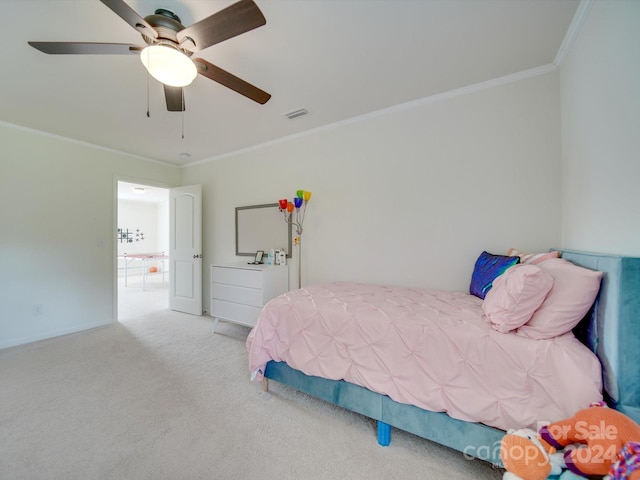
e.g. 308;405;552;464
169;184;202;315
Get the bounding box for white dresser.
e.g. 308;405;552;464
210;263;289;330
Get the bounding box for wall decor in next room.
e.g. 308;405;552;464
117;228;145;244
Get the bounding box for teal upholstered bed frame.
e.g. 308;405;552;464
262;250;640;465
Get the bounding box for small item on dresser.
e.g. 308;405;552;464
278;249;286;266
249;250;264;265
267;249;275;265
274;249;281;265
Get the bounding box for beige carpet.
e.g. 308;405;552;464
0;305;504;479
117;271;169;320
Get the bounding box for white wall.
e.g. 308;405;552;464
560;0;640;255
0;123;180;349
117;201;161;256
183;71;562;314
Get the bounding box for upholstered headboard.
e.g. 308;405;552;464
560;250;640;423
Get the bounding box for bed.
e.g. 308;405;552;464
246;250;640;466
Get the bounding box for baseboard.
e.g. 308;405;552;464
0;319;115;350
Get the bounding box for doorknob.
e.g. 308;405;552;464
193;254;202;259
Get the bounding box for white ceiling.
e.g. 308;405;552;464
118;181;169;203
1;0;580;167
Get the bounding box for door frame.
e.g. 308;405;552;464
113;176;172;322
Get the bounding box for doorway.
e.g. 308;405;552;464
117;181;170;321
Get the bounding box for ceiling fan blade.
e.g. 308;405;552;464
99;0;158;39
28;42;142;55
164;85;185;112
177;0;266;52
194;58;270;105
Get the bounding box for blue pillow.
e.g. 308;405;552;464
470;251;520;299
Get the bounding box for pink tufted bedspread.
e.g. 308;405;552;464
246;282;603;430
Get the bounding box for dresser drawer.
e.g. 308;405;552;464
212;266;262;289
212;283;263;308
211;299;262;327
210;264;289;331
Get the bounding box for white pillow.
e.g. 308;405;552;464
483;264;554;333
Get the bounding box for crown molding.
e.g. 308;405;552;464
0;120;178;168
554;0;594;67
188;63;559;167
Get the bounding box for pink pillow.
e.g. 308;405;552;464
516;258;602;340
508;248;560;265
483;264;554;333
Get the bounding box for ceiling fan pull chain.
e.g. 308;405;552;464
181;93;185;139
146;49;151;118
146;74;150;118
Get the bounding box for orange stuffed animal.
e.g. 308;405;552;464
539;404;640;479
500;428;563;480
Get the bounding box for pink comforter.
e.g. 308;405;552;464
246;282;603;430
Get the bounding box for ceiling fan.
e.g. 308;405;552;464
28;0;271;111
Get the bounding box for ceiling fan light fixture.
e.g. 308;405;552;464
140;45;197;87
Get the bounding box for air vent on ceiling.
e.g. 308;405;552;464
284;108;309;120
